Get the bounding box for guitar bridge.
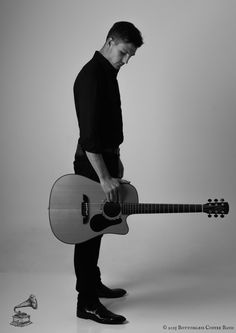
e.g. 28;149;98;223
81;194;89;224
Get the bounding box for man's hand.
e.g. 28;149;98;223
100;177;130;202
85;151;130;201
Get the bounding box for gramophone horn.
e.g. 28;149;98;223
14;295;38;313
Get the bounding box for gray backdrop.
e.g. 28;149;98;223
0;0;235;328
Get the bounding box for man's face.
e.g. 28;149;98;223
107;39;137;70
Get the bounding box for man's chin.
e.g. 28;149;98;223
114;64;123;70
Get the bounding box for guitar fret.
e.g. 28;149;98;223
122;203;203;215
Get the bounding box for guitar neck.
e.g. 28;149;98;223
122;203;203;215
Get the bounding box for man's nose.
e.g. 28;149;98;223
122;54;130;64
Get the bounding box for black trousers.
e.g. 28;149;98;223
73;152;120;302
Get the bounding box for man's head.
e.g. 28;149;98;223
100;21;143;70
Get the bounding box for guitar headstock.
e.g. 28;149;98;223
203;199;229;218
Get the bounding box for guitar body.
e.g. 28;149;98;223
49;174;139;244
49;174;229;244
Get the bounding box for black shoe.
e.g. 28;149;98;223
77;301;126;325
97;283;127;298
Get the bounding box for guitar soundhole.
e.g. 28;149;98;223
103;202;121;218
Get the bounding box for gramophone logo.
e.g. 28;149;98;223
10;294;38;327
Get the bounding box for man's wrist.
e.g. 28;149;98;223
99;174;111;183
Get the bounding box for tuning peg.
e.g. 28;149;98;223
208;214;212;218
220;199;224;202
208;199;212;203
214;199;218;203
220;214;225;218
214;214;218;218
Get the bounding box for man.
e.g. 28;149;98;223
73;21;143;324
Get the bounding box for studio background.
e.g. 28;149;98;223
1;0;235;332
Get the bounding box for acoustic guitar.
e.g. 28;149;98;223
48;174;229;244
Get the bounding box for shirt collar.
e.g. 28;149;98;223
94;51;119;77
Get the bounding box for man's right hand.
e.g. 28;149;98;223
85;151;130;202
100;177;130;202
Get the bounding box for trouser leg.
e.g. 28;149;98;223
73;151;119;304
74;235;102;303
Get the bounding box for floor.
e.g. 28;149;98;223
1;267;235;333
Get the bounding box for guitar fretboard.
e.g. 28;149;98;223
121;203;203;215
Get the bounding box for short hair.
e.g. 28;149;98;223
106;21;143;48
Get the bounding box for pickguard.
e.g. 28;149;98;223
90;214;122;232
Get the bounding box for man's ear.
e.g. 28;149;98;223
107;37;115;47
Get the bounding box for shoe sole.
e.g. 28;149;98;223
77;311;126;325
97;291;127;298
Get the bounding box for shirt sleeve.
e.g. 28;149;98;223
75;70;103;153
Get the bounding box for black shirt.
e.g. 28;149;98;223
74;51;124;155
